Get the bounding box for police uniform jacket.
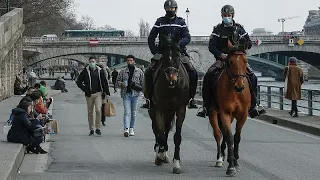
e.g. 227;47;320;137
148;15;191;55
209;21;252;60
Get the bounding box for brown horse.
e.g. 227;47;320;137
209;44;251;176
148;34;189;174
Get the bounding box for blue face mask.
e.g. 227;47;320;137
223;17;232;24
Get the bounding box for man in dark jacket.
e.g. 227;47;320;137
111;68;119;93
142;0;198;109
76;57;110;136
196;5;266;118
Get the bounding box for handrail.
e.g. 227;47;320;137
23;35;320;44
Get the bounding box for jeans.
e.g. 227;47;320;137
123;93;139;129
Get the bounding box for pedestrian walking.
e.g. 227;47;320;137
284;57;304;117
76;57;110;136
116;55;144;137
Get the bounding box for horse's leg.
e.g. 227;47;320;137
163;120;172;163
218;113;227;162
234;115;247;172
209;110;223;167
154;111;166;166
149;109;159;153
172;107;186;174
220;112;236;176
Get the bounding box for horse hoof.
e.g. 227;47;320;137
164;155;170;163
215;161;223;167
235;165;240;172
155;157;164;166
226;167;236;176
173;167;181;174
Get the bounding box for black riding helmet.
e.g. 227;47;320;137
164;0;178;18
221;5;235;17
164;0;178;9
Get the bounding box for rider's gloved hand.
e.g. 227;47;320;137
220;53;228;60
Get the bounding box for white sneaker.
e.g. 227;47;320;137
124;128;129;137
129;128;135;136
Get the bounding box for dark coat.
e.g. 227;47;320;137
7;108;34;146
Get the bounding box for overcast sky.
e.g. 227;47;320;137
74;0;319;36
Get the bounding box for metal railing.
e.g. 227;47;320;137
257;85;320;116
196;80;320;116
23;35;320;44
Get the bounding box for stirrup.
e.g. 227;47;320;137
143;98;151;109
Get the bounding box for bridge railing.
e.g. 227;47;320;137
196;80;320;116
23;35;320;43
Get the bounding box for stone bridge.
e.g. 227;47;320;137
23;35;320;72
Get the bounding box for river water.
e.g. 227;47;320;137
258;79;320;116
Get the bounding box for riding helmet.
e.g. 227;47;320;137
221;5;235;16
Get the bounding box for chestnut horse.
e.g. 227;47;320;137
209;44;251;176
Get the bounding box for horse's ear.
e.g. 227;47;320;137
227;40;233;49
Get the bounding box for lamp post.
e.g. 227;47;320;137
185;8;190;28
5;0;11;13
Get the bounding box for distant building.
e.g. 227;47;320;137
303;7;320;35
251;28;273;36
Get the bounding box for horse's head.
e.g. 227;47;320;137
160;33;181;88
226;44;248;93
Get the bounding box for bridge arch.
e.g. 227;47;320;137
28;46;152;66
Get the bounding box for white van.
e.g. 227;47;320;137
41;34;58;42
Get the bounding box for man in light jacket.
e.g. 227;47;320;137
116;55;144;137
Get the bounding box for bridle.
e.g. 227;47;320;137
225;51;247;92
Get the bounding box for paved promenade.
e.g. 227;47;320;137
8;81;320;180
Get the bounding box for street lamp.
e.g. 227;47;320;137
185;8;190;28
5;0;11;13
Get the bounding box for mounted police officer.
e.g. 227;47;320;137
197;5;266;118
141;0;198;109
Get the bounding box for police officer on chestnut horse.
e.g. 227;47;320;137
197;5;266;118
142;0;198;110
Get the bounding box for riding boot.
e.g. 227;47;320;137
248;72;266;118
196;71;212;118
184;62;198;109
142;66;154;109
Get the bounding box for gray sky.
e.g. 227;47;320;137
74;0;319;36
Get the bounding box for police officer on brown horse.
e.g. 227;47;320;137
197;4;266;118
142;0;198;109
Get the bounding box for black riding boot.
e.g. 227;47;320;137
184;62;198;109
196;72;211;118
248;73;266;118
141;67;153;109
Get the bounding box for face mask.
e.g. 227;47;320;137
223;17;233;24
89;62;95;68
166;11;176;18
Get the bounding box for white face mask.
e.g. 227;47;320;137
223;17;233;24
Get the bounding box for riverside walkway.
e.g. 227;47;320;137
4;80;318;180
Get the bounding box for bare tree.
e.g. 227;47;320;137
125;30;135;37
96;25;116;30
139;19;151;37
145;22;150;37
139;19;146;37
80;15;96;30
0;0;85;36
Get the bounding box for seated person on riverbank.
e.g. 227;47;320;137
39;81;53;108
14;74;28;95
51;76;68;92
7;97;47;154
